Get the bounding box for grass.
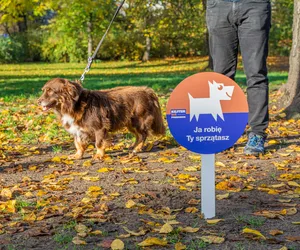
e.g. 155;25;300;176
0;57;288;147
235;215;266;227
0;57;288;101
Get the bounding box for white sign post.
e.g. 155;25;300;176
166;72;248;219
201;154;215;218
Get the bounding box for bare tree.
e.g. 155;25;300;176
279;1;300;118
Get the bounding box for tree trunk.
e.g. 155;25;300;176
17;15;27;32
279;1;300;118
87;14;93;57
142;36;151;62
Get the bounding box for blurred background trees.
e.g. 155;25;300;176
0;0;294;63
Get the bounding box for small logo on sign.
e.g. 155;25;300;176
189;81;234;122
171;109;186;119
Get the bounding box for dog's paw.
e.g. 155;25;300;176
68;153;83;160
93;154;104;161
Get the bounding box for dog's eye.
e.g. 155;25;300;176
218;85;223;90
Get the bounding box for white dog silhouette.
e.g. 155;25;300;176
188;80;234;121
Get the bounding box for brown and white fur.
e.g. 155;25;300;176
38;78;165;160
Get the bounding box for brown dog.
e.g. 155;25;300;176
38;78;165;159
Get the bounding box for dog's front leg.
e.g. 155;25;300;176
93;129;108;160
69;136;87;159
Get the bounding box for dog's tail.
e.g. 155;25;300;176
151;92;166;136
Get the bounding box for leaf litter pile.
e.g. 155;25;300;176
0;92;299;250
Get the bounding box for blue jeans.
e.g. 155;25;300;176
206;0;271;137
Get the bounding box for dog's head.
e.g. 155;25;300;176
209;80;234;101
38;78;82;112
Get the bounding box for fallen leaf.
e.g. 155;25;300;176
175;242;187;250
159;223;173;234
199;235;225;244
111;239;124;250
1;188;12;199
125;200;136;209
292;222;300;225
72;236;87;245
215;161;226;167
287;181;300;187
216;193;230;200
122;227;146;236
185;207;198;213
285;236;300;241
242;228;266;240
269;229;283;236
206;219;224;225
179;227;199;233
138;237;168;247
82;160;92;167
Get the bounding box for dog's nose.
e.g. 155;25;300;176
37;98;42;105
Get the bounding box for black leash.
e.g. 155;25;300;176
80;0;126;82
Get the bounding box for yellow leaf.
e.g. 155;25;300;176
82;160;92;167
277;153;290;157
159;223;173;234
175;242;187;250
216;193;230;200
138;237;168;247
23;212;36;221
287;181;300;187
199;235;225;244
122;227;146;236
75;224;89;234
279;247;288;250
88;186;102;192
97;167;114;173
185;207;198;213
184;166;199;172
51;156;61;162
270;183;286;188
110;192;121;197
1;188;12;199
37;190;47;197
215;161;226;167
111;239;124;250
188;199;200;205
269;229;283;236
72;236;86;245
82;176;100;182
216;181;229;190
179;227;199;233
177;174;190;179
268;189;279;195
5;200;16;213
206;219;224;224
268;139;280;145
125;200;136;209
285;208;297;215
90;230;102;235
29;165;37;171
292;222;300;225
81;197;91;204
242;228;266;240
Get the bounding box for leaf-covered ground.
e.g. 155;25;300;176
0;57;299;250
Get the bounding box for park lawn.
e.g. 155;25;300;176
1;57;300;250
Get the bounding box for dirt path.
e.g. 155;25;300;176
0;123;299;250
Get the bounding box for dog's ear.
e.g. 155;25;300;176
65;81;82;101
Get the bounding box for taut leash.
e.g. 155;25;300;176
80;0;126;82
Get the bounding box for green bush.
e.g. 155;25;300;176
0;35;25;63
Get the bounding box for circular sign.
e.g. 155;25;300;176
167;72;249;154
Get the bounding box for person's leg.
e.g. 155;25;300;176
206;0;239;78
238;0;271;154
238;0;271;137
